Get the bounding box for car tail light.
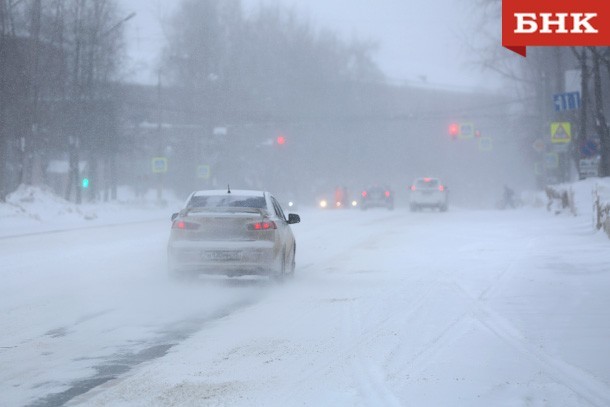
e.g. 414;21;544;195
361;191;367;197
410;185;416;191
439;185;445;192
172;220;200;230
385;191;391;197
248;221;277;231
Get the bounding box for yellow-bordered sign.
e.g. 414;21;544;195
152;157;168;173
550;122;571;144
458;122;475;140
197;165;210;179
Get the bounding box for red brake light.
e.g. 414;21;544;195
385;191;391;197
439;185;445;192
410;185;416;191
424;178;431;182
362;191;367;197
172;220;199;230
248;221;277;231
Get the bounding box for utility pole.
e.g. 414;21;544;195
157;70;164;203
590;48;610;177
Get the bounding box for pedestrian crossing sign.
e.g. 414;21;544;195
550;122;571;144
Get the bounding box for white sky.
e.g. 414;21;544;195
120;0;492;90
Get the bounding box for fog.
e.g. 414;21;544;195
111;0;531;210
1;0;603;205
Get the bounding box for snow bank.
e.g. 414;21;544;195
544;177;610;238
0;184;183;238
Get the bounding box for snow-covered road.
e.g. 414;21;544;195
1;206;609;406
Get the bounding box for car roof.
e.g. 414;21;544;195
191;190;266;197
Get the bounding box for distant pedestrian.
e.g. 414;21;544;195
503;185;516;209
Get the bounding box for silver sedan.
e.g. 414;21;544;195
167;189;300;280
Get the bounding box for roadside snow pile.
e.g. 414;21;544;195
545;177;610;238
0;185;183;237
2;184;91;222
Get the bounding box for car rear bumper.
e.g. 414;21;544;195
361;198;393;208
410;192;447;206
167;240;278;276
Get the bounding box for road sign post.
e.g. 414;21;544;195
151;157;168;204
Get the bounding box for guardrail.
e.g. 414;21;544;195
593;183;610;238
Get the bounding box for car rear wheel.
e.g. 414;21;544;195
286;247;296;278
271;252;287;282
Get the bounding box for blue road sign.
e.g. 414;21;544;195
580;139;599;158
152;157;168;173
553;92;581;112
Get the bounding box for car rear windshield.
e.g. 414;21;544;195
188;195;266;209
416;179;439;188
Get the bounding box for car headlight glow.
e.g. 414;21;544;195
320;199;328;208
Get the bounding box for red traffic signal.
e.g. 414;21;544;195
276;135;286;145
449;123;459;137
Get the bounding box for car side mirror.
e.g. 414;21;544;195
288;213;300;224
171;212;179;221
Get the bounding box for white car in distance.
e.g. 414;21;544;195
409;177;448;212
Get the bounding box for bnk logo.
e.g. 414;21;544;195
502;0;610;56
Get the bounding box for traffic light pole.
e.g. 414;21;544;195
156;71;164;204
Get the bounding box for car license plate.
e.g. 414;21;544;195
202;251;240;261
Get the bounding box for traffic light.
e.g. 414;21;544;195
81;177;90;189
449;123;459;138
276;135;286;145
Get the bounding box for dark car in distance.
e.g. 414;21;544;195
360;186;394;210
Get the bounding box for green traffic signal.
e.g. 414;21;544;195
81;178;90;189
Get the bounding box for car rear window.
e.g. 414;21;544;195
416;179;439;188
188;195;266;209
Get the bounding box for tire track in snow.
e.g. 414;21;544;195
274;284;436;405
382;287;475;384
442;231;610;406
25;297;259;407
343;300;407;407
451;282;610;407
